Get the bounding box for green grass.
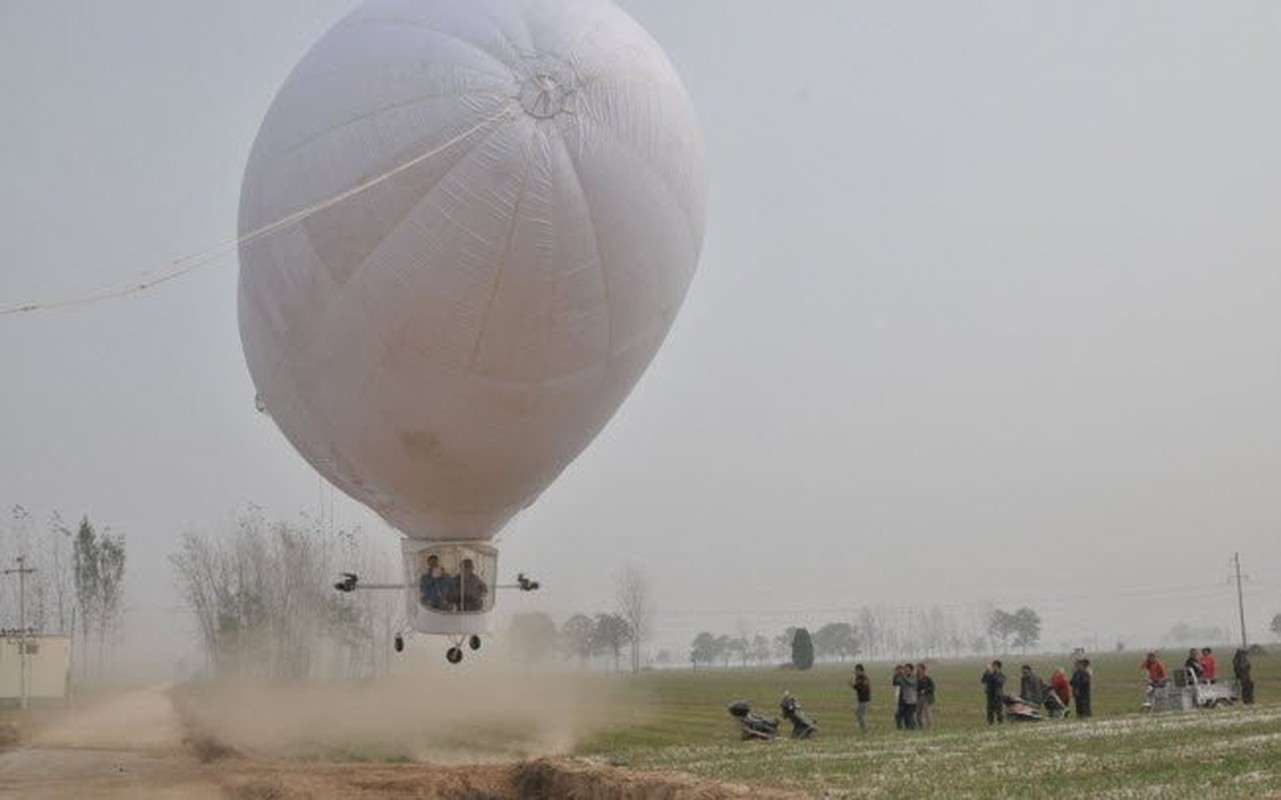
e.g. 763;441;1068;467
574;651;1281;798
5;651;1275;797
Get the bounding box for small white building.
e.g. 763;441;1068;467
0;634;71;705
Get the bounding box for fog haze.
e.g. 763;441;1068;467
2;1;1278;669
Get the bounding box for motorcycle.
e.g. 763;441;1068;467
728;700;780;740
780;692;818;739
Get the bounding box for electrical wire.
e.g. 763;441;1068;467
0;107;515;317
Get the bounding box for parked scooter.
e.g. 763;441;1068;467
780;691;817;739
728;700;780;740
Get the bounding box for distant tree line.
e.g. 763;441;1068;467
681;605;1046;671
505;563;654;673
507;611;640;671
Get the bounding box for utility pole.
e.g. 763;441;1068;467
3;556;38;709
1232;552;1248;651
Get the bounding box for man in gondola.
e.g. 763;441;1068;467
419;553;450;609
451;557;488;611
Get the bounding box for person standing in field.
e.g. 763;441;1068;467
850;663;872;733
1048;667;1072;718
1233;649;1255;705
981;660;1006;724
1070;658;1093;718
1184;648;1204;683
899;664;919;730
891;664;906;729
1141;652;1168;687
1020;664;1046;706
1200;647;1218;683
914;663;936;729
1141;651;1168;708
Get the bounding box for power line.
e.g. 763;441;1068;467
0;105;514;317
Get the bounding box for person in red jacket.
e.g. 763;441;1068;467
1200;647;1218;683
1051;668;1072;707
1142;652;1168;686
1141;652;1168;708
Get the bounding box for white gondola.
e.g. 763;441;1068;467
334;542;539;663
404;541;495;663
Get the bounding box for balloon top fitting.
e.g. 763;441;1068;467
517;55;579;119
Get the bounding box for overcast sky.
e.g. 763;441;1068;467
2;1;1279;666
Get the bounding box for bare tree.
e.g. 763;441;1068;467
1010;607;1041;652
45;511;75;634
858;606;884;660
560;614;595;668
773;626;798;661
750;634;772;665
988;608;1015;653
813;622;859;662
591;613;633;672
170;531;222;673
726;635;749;666
169;506;388;681
4;506;48;632
615;562;651;673
690;631;720;667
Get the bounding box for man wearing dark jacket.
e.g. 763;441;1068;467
1020;664;1046;705
1070;659;1093;718
981;661;1006;724
1234;649;1255;705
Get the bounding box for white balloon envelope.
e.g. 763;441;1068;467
237;0;706;644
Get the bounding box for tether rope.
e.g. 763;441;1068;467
1;106;514;316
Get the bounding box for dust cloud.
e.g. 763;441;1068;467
172;653;631;763
1;664;812;800
30;684;186;751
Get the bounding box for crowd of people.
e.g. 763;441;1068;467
976;659;1094;722
843;648;1257;732
878;662;937;730
1140;647;1256;704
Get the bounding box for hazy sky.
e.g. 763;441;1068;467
2;1;1279;665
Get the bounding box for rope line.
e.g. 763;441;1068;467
0;106;515;317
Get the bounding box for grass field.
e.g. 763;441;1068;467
3;650;1276;798
575;650;1281;798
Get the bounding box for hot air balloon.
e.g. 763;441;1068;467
237;0;706;662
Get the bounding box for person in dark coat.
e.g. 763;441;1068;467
892;664;907;729
1069;658;1093;718
1020;664;1046;705
899;666;919;730
850;664;872;733
914;663;936;730
418;554;450;609
1234;649;1255;705
1184;648;1204;684
981;661;1006;724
